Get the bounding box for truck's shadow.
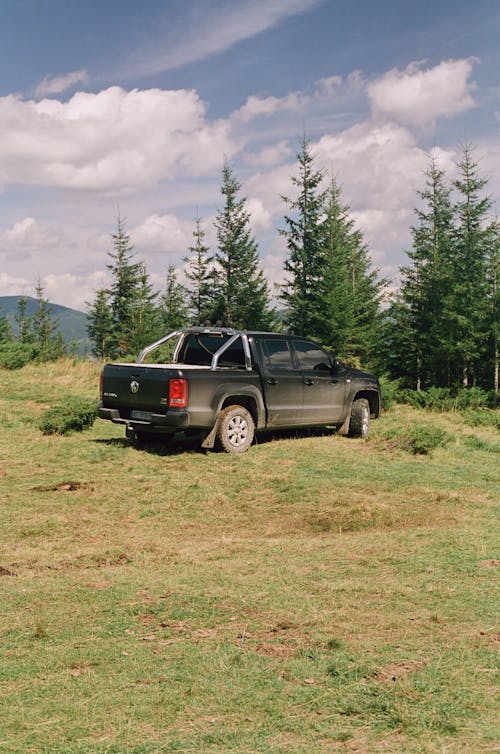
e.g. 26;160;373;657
94;426;336;456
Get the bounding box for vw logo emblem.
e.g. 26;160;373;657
130;380;140;394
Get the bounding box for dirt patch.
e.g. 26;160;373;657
376;659;427;682
0;566;16;576
30;481;93;492
479;559;500;568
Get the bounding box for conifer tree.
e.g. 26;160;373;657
184;215;215;324
32;280;66;360
212;160;273;329
319;175;384;366
106;212;142;357
397;157;455;387
0;310;12;343
15;295;33;344
486;218;499;404
159;264;189;332
279;137;327;338
449;143;492;387
129;262;160;353
87;288;114;360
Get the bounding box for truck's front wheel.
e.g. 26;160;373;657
348;398;370;438
216;405;255;453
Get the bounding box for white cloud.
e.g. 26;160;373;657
0;217;64;254
313;122;434;264
234;92;309;122
246;197;273;230
0;87;235;191
131;213;196;255
0;272;32;297
367;58;477;126
124;0;323;78
35;69;89;98
243;141;292;167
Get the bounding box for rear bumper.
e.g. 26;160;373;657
98;403;190;430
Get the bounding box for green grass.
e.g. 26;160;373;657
0;361;498;753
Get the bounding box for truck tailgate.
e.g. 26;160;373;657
101;363;175;414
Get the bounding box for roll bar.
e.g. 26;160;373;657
136;327;253;371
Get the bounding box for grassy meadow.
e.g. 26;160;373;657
0;360;498;753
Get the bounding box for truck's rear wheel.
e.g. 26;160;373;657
348;398;370;438
216;405;254;453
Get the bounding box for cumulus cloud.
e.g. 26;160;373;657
234;92;309;123
367;58;477;126
243;141;292;167
0;87;235;191
0;217;64;255
131;213;196;254
35;69;89;98
43;271;110;311
0;271;32;296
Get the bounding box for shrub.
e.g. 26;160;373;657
396;387;491;412
461;408;500;430
381;424;450;455
0;343;37;370
39;398;97;435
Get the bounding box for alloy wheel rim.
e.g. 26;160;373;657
227;415;248;446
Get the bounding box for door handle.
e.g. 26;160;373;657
304;378;314;386
266;378;278;385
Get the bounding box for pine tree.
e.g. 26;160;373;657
107;212;142;357
15;295;33;344
184;215;215;324
212;160;273;330
128;262;160;353
159;264;189;332
486;218;499;404
87;288;114;360
320;175;384;366
280;136;327;337
32;280;66;360
0;310;12;343
449;143;492;387
398;157;455;388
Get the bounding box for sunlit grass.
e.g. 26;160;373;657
0;360;498;753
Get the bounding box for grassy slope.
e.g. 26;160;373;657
0;361;498;754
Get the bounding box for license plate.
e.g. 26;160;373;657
130;410;152;421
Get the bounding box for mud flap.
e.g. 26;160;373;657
337;412;351;436
200;420;219;449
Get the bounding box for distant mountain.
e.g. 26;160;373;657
0;296;91;355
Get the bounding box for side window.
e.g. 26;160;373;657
294;340;332;371
262;339;294;370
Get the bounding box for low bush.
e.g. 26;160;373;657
39;398;97;435
0;343;37;370
380;424;450;455
463;434;500;453
395;386;491;412
461;408;500;430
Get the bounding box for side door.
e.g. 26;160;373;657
258;337;304;426
292;339;346;424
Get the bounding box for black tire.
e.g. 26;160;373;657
347;398;370;438
216;405;255;453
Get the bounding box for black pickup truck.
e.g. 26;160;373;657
98;327;381;453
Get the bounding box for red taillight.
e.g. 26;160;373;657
169;378;188;408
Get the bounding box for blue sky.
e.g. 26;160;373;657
0;0;499;309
